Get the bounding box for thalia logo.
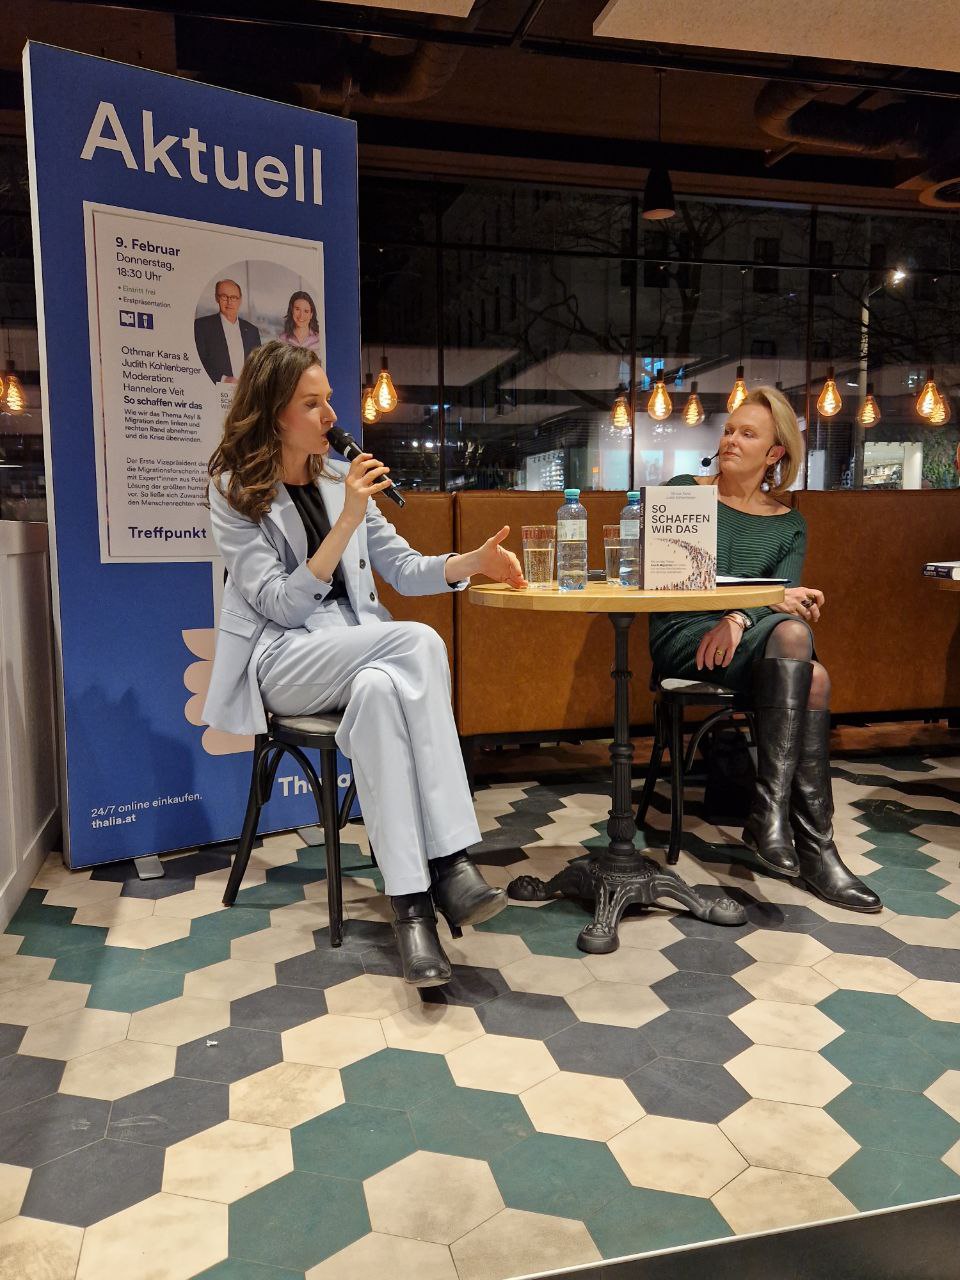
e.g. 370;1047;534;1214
80;102;323;205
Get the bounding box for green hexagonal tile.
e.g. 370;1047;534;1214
341;1048;453;1111
585;1186;731;1258
233;881;306;909
876;892;958;920
52;946;144;984
410;1084;534;1161
10;889;76;929
86;967;185;1013
139;934;232;973
821;1033;945;1093
292;1103;415;1180
193;1260;301;1280
229;1170;368;1272
817;991;929;1039
831;1147;960;1211
865;867;948;896
913;1022;960;1071
193;908;272;943
490;1132;630;1221
860;845;937;871
826;1084;960;1159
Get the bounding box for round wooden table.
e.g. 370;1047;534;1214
932;579;960;592
469;580;785;953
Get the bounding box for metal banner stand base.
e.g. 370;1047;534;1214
134;855;164;880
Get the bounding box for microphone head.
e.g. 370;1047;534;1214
326;425;358;458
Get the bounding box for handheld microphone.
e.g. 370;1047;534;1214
701;449;720;467
327;426;405;508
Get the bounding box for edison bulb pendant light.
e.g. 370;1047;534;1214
856;383;881;428
374;357;399;413
817;367;842;418
361;383;380;425
916;369;942;419
647;375;672;421
681;380;705;426
610;387;631;431
2;370;25;415
727;365;747;413
928;393;951;426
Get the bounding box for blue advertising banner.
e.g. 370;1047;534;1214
24;42;360;868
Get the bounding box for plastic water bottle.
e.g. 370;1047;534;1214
619;490;643;588
557;488;588;591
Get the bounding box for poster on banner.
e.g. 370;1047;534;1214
24;42;360;868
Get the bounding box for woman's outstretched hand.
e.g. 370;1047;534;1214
771;586;824;623
473;526;527;588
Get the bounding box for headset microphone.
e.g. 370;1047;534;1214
327;426;405;508
701;449;721;467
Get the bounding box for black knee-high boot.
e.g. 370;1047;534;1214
390;892;452;987
791;710;882;913
741;658;813;877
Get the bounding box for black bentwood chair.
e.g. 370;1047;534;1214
635;677;756;865
221;712;359;947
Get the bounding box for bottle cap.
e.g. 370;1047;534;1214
563;488;580;499
626;491;641;501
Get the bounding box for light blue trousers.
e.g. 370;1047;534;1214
256;604;481;895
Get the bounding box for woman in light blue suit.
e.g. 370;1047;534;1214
204;341;525;986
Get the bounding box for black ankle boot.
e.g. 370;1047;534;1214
791;710;882;913
390;893;452;987
430;853;507;929
741;658;814;878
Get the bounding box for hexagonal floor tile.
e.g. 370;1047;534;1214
292;1103;415;1181
451;1206;600;1280
585;1184;731;1259
564;981;667;1030
500;954;592;997
364;1150;503;1244
735;962;837;1006
228;1170;368;1273
446;1034;557;1095
545;1022;655;1079
0;953;55;993
281;1014;385;1070
826;1083;960;1159
616;914;684;950
175;1026;282;1084
229;927;315;964
18;1008;129;1061
381;1003;484;1055
341;1048;453;1110
22;1138;165;1227
728;1000;841;1052
0;1161;30;1221
0;1093;110;1167
900;980;960;1023
725;1045;849;1106
643;1010;750;1065
712;1166;855;1234
163;1119;293;1202
662;937;753;977
925;1070;960;1122
817;990;929;1038
182;960;276;1002
0;980;90;1026
650;971;751;1017
128;997;232;1047
323;974;418;1019
409;1084;534;1162
230;984;328;1032
230;1061;343;1128
626;1058;750;1124
274;947;365;992
822;1032;944;1091
520;1070;643;1141
0;1216;82;1280
76;1192;227;1280
580;948;676;986
608;1114;747;1197
813;954;914;995
60;1040;176;1100
490;1130;629;1220
108;1076;229;1147
477;990;577;1039
833;1146;960;1210
736;932;831;967
719;1099;859;1177
305;1231;457;1280
0;1053;64;1113
106;917;191;950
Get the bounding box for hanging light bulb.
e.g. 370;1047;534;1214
2;361;24;415
916;369;942;419
727;365;747;413
856;383;881;428
647;374;672;421
374;355;398;413
928;392;951;426
816;367;842;418
610;386;631;432
361;383;380;425
681;380;704;426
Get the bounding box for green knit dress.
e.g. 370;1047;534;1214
648;475;808;692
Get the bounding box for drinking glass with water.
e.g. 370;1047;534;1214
521;526;556;589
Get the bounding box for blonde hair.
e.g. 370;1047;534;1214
741;386;804;496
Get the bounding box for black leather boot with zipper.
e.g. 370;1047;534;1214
390;892;453;987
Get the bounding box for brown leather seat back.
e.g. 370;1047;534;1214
373;493;455;662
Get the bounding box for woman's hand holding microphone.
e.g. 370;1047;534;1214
341;452;394;530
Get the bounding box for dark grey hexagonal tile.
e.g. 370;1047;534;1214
811;924;904;957
642;1011;751;1065
313;920;394;952
661;938;752;976
420;965;509;1008
742;901;826;933
0;1023;25;1057
545;1023;656;1078
0;1054;64;1114
0;1093;110;1166
107;1077;228;1147
890;946;960;982
276;948;365;990
358;944;405;980
476;991;576;1039
231;984;328;1032
626;1057;749;1123
176;1026;283;1083
21;1138;164;1226
471;848;531;868
650;971;752;1017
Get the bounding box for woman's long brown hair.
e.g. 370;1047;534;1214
208;340;333;521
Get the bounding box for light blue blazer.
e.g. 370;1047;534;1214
202;461;465;736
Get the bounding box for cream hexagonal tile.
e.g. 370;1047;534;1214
0;954;54;994
106;916;191;950
500;954;592;997
303;875;377;905
0;1216;83;1279
381;1003;484;1055
729;1000;843;1052
446;1033;557;1094
0;934;23;958
814;953;914;995
925;1071;960;1122
616;914;684;950
901;979;960;1023
71;897;157;928
364;1151;504;1244
76;1193;227;1280
230;1061;343;1127
735;962;837;1006
128;996;231;1047
0;1164;30;1225
230;927;316;963
60;1039;177;1100
0;980;89;1026
451;1207;601;1280
42;879;123;910
19;1008;129;1060
712;1166;856;1235
152;887;227;920
268;900;331;932
194;864;267;891
943;1139;960;1177
609;1115;747;1197
564;980;667;1029
737;933;831;967
884;917;960;949
31;851;85;890
324;973;419;1019
581;948;675;986
182;958;276;1002
798;899;895;928
282;1014;386;1068
163;1119;293;1202
726;1045;849;1106
520;1070;644;1141
257;832;307;863
306;1232;458;1280
444;930;531;969
720;1099;859;1177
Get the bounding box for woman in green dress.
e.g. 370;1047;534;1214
649;386;879;913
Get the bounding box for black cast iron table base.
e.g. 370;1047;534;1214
506;611;747;954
